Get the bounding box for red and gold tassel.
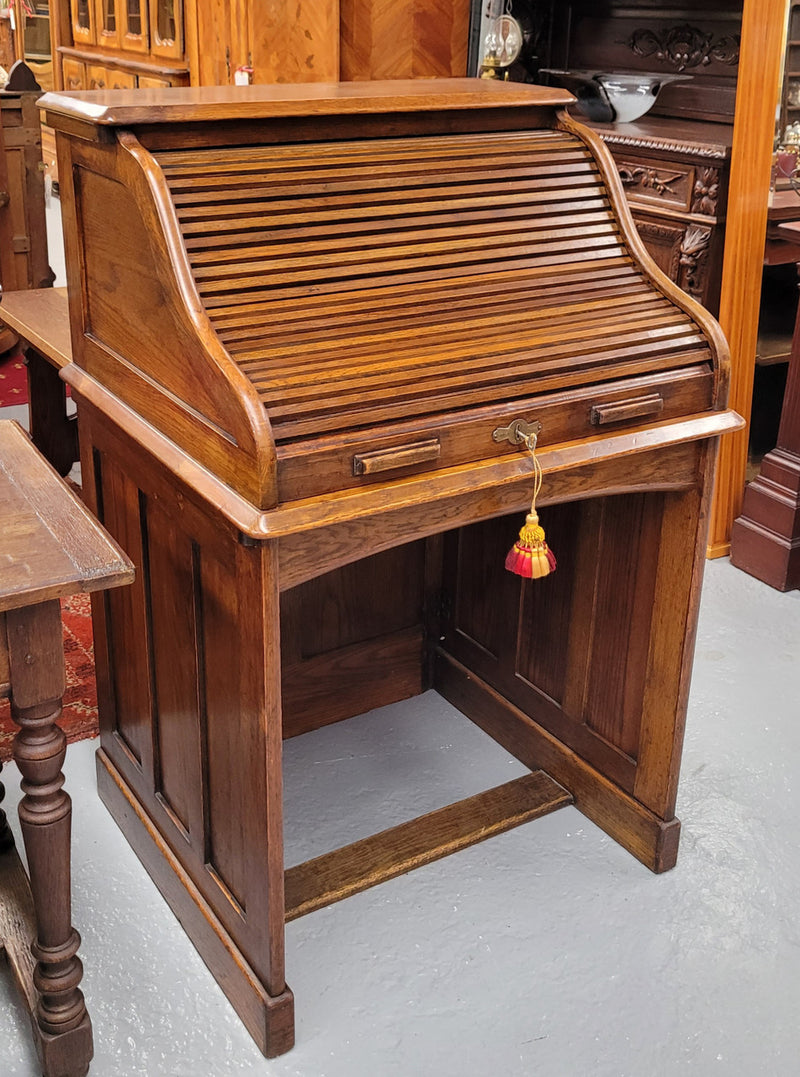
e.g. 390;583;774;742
505;431;556;579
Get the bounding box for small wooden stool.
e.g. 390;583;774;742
0;420;133;1077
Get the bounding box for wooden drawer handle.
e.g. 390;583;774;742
590;393;664;426
353;439;441;476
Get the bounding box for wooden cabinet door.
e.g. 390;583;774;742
108;67;137;88
121;0;149;53
0;94;52;291
137;74;173;87
149;0;184;60
632;211;721;314
247;0;338;83
188;0;338;85
93;0;121;50
69;0;95;45
340;0;468;79
0;107;19;290
185;0;246;85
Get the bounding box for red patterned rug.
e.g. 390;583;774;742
0;592;99;763
0;347;28;407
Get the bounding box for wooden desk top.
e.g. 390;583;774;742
0;288;71;369
38;79;575;129
0;421;133;613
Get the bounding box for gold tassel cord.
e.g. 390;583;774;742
504;430;557;579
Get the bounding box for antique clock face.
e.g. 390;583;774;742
496;14;523;68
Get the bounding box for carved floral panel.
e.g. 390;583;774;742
626;23;740;72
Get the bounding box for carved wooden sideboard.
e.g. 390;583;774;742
40;80;740;1057
529;1;741;314
587;117;732;314
579;2;739;315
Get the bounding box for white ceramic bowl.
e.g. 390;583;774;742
594;73;686;123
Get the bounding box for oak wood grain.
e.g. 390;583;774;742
96;750;295;1058
63;363;741;548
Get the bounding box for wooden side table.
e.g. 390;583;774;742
0;288;76;478
731;216;800;590
0;420;133;1076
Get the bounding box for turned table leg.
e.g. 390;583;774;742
6;599;93;1077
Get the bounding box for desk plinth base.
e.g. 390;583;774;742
435;653;682;874
95;749;296;1060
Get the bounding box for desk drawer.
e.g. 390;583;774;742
276;364;714;502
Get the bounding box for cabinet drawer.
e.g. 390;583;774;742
87;64;137;90
61;58;86;91
276;365;715;502
137;75;173;88
614;153;697;213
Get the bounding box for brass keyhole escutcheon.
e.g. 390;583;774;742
492;418;542;446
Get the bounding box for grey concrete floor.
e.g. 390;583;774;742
1;557;799;1076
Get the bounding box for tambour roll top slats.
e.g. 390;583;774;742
156;128;712;442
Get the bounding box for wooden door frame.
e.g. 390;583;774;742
709;0;790;555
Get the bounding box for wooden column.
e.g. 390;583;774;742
708;0;789;556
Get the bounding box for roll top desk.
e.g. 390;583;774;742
39;80;741;1056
